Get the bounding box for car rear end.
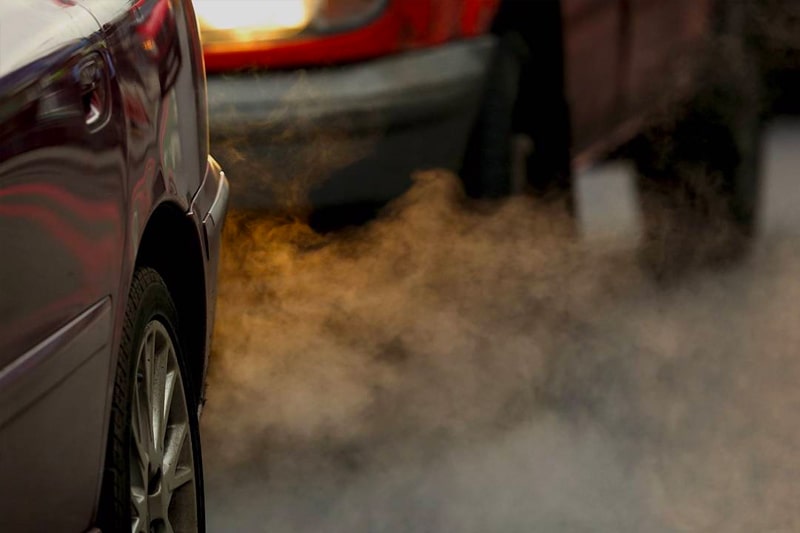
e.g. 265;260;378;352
198;0;499;214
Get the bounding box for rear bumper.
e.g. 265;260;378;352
207;36;495;209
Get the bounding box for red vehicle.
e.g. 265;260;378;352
200;0;759;227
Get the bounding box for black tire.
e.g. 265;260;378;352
460;31;523;198
690;0;763;231
98;267;205;532
632;1;764;276
460;0;571;199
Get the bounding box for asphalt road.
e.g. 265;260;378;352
201;120;800;532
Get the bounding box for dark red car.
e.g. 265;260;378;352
201;0;759;227
0;0;228;531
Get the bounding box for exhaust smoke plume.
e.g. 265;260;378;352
210;71;383;216
202;5;800;528
201;165;800;532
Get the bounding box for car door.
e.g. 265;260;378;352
0;1;127;530
561;0;624;155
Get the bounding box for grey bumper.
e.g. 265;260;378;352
208;36;495;132
207;37;496;209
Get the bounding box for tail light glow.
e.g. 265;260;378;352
201;0;500;72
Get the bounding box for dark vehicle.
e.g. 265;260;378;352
200;0;758;228
0;0;229;531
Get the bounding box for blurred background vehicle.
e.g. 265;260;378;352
0;0;228;531
198;0;498;224
200;0;767;232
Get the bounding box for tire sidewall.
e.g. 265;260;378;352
99;267;206;532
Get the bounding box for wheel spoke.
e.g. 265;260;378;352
131;486;148;532
159;368;178;447
131;385;149;484
142;330;156;448
131;516;145;533
151;338;170;455
163;422;192;492
168;465;194;493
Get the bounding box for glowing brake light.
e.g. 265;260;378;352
198;0;501;72
195;0;386;44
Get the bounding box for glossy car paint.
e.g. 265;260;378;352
0;0;228;530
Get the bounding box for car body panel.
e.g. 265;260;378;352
0;9;125;529
562;0;624;153
0;299;112;532
0;0;227;530
76;0;226;393
562;0;715;158
0;0;123;388
623;0;713;116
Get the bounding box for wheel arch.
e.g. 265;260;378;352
134;201;207;404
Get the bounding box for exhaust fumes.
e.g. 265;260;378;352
201;5;800;528
201;163;800;532
209;71;383;216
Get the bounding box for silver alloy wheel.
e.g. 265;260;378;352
130;320;197;533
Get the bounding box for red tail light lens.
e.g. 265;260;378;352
200;0;500;72
195;0;387;45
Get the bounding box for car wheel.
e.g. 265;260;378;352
632;2;763;277
460;0;571;199
460;31;522;198
99;267;205;532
